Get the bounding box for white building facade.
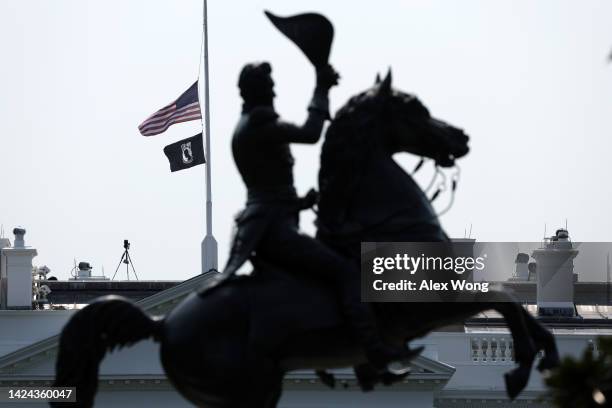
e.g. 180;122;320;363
0;302;605;407
0;229;608;407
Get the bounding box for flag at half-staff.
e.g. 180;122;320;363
163;133;206;172
138;81;202;136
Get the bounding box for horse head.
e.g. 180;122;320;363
318;71;469;236
369;69;469;167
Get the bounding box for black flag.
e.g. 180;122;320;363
163;133;206;172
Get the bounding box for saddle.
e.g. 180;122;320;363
221;189;319;278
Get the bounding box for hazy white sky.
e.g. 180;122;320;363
2;0;612;281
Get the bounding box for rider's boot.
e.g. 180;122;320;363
344;296;422;372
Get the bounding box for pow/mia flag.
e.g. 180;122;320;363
163;133;206;172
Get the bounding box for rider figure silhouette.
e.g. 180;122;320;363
226;61;417;373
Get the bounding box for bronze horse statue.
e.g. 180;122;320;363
51;73;559;408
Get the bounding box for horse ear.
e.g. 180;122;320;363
376;68;392;97
374;73;381;84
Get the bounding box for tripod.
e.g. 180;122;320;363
112;239;139;281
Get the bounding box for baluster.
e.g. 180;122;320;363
490;339;497;362
481;338;488;362
471;338;479;362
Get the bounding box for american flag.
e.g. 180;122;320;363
138;81;202;136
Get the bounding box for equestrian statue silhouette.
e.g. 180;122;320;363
51;11;559;408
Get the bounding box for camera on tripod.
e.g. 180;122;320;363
113;239;138;280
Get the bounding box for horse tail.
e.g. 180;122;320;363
51;295;163;408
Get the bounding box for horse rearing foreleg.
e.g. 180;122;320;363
518;308;560;372
476;292;538;400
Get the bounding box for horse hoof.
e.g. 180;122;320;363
354;364;378;392
381;370;410;386
315;370;336;389
504;366;530;400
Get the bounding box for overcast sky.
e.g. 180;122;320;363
1;0;612;281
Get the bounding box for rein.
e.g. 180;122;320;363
412;158;461;216
316;161;461;243
427;163;461;217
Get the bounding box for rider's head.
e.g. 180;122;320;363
238;62;275;110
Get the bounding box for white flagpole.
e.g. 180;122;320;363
201;0;218;273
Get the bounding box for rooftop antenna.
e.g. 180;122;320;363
468;223;473;239
464;228;466;238
607;253;610;305
0;224;4;238
112;239;138;281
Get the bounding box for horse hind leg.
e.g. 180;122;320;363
242;352;285;408
249;373;283;408
263;378;283;408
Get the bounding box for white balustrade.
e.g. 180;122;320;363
470;337;514;364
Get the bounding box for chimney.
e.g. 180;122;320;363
528;262;537;281
13;228;25;248
513;253;530;280
532;228;578;317
0;228;37;310
77;262;93;279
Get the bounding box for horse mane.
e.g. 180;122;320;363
318;88;384;233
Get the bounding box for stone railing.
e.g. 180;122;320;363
470;336;515;364
471;335;605;365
